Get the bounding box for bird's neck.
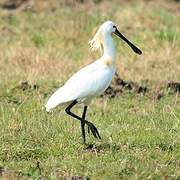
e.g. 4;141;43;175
102;34;116;61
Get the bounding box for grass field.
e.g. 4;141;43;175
0;0;180;179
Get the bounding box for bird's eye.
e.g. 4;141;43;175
113;25;116;29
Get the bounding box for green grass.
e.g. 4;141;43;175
0;0;180;179
0;89;180;179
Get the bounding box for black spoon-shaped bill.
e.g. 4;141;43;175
114;28;142;55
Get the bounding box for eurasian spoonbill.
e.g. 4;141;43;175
45;21;142;143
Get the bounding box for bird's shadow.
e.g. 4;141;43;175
84;142;121;153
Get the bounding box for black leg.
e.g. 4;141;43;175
81;106;87;143
65;100;101;142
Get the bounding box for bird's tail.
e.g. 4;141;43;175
45;101;55;112
45;86;74;112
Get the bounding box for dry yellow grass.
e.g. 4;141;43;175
0;0;179;89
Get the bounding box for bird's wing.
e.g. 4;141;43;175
45;61;114;111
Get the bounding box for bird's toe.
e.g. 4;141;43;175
86;122;101;139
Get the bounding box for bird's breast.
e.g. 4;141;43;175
101;56;115;67
91;65;115;96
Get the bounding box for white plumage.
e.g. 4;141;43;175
45;56;115;112
45;20;142;112
45;20;142;143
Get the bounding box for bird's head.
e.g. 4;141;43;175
100;21;117;35
89;21;142;55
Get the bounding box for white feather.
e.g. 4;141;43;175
45;21;117;112
45;59;115;112
89;25;103;52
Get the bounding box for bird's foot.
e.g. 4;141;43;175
86;122;101;139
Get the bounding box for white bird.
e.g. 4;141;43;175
45;21;142;143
